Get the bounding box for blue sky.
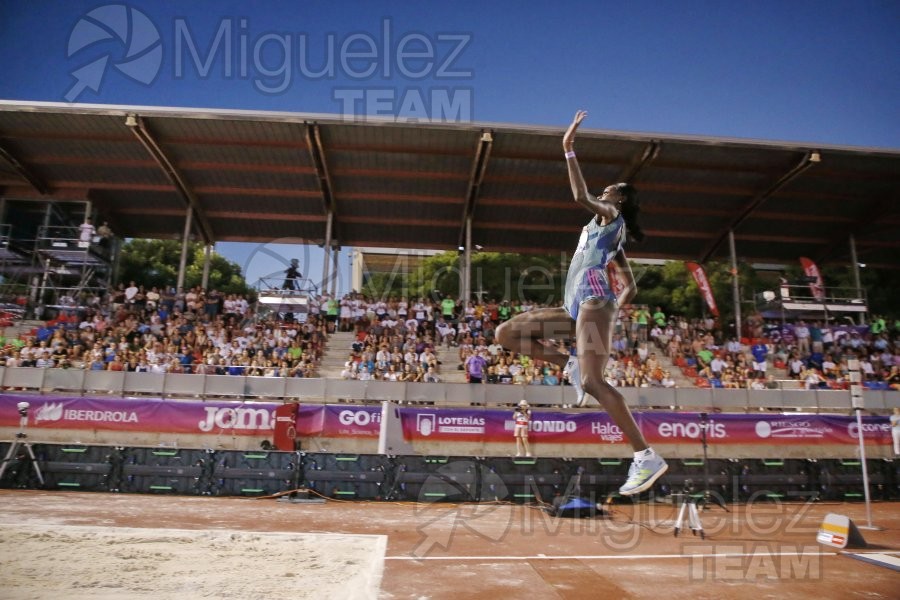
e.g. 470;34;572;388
1;0;898;292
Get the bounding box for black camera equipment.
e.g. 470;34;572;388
0;402;45;487
548;466;603;519
698;412;728;512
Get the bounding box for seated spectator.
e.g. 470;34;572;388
749;373;767;390
423;365;440;383
542;365;559;386
887;366;900;391
661;370;676;388
803;368;826;390
788;353;805;379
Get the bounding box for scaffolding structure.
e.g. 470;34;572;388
0;200;118;320
255;276;319;323
754;283;868;324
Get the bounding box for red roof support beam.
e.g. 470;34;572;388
306;123;339;242
615;140;661;184
124;114;215;245
0;138;48;195
698;151;821;263
458;130;493;249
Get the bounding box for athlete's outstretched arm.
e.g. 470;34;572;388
563;110;617;221
612;249;637;305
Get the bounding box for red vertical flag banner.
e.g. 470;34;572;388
685;261;720;316
799;257;825;300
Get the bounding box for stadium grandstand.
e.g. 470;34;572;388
0;102;898;502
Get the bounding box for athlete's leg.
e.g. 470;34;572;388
576;299;667;495
575;299;646;449
496;307;574;368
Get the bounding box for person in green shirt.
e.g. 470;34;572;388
870;315;885;335
441;297;456;321
696;348;713;367
326;297;339;332
498;301;511;322
652;306;666;328
636;306;650;342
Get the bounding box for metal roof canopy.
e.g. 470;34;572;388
0;100;897;269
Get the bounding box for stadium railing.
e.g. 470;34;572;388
2;366;897;412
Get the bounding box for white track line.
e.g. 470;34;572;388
386;551;839;561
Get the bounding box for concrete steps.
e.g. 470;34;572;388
318;332;357;378
434;344;467;383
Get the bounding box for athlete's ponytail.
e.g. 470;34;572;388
614;182;644;242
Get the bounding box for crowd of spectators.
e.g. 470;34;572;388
332;294;900;393
3;281;899;394
333;295;443;383
663;313;900;391
330;296;683;389
0;281;327;378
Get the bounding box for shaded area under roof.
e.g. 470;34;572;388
0;101;898;269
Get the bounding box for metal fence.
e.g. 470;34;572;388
2;367;898;412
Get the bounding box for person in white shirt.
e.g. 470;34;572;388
710;356;726;378
661;371;676;388
749;376;766;390
78;217;95;244
413;299;427;323
821;354;837;378
436;319;455;346
124;281;139;305
859;358;875;380
488;341;505;357
803;368;824;390
403;349;418;366
794;321;811;355
237;295;249;316
456;320;471;343
404;317;419;333
35;352;55;368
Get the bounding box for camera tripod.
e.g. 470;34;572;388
0;433;44;487
673;493;704;538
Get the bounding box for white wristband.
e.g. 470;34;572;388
565;151;576;159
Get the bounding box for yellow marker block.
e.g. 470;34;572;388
816;513;867;549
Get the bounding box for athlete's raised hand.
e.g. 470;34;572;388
563;110;587;151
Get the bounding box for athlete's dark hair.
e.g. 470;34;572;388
614;182;644;242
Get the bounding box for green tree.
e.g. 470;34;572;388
118;239;254;297
402;251;566;302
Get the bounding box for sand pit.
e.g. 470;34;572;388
0;524;386;600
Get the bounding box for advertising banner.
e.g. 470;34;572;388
1;395;892;446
